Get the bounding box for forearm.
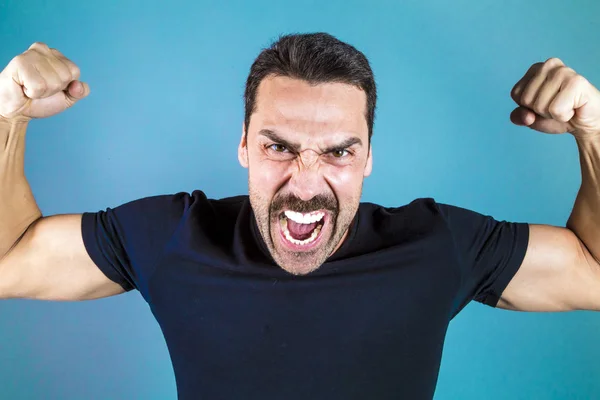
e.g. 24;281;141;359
0;118;42;259
567;135;600;260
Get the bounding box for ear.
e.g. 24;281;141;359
363;144;373;177
238;122;249;168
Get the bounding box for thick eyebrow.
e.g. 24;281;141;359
258;129;301;153
258;129;363;153
322;137;363;153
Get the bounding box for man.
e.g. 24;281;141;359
0;32;599;399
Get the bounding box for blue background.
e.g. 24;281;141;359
1;0;600;398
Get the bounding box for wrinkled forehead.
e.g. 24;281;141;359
249;75;369;143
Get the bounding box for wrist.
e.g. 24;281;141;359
572;130;600;146
0;116;31;129
0;117;29;140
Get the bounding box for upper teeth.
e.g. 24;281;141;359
284;210;325;224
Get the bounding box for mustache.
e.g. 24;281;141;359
271;193;338;215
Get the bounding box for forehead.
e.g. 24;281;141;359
250;75;368;141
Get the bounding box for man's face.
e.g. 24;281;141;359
238;75;372;275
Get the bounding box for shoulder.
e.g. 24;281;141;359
358;197;445;230
207;193;249;216
360;197;498;227
361;197;441;213
95;190;249;226
346;198;446;250
327;197;454;263
127;190;248;211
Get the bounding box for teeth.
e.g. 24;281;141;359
280;217;322;246
283;210;325;224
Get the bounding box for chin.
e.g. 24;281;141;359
270;238;330;275
278;260;323;276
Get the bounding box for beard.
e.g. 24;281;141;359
248;181;360;275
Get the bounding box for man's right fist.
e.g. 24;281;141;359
0;42;90;121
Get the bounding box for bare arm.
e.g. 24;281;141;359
0;44;124;300
0;214;125;300
497;58;600;311
0;119;41;258
497;223;600;311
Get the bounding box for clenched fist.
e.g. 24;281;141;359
0;42;90;122
510;57;600;139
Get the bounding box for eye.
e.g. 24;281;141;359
331;149;350;158
268;144;289;153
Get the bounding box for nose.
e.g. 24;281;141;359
299;149;319;168
287;150;324;201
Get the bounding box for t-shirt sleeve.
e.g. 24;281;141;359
437;203;530;312
80;191;198;297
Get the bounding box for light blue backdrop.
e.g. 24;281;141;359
1;0;600;398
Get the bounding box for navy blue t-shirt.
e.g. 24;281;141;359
81;190;529;400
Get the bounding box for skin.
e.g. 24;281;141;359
2;44;600;315
499;57;600;311
238;75;372;275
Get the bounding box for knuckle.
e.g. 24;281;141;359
9;54;25;68
49;47;63;57
520;91;534;106
56;57;80;80
552;66;574;79
548;104;565;120
510;85;521;100
551;111;570;123
545;57;563;67
50;53;77;81
46;73;63;88
568;74;588;87
56;70;72;86
547;66;562;78
527;62;543;74
532;101;545;116
69;63;81;79
541;57;563;73
28;80;48;96
29;42;49;52
54;62;73;82
32;79;48;91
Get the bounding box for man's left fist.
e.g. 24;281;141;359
510;57;600;139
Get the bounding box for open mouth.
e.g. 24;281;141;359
278;210;326;248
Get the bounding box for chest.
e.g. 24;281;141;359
147;249;460;399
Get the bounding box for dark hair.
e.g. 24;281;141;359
244;32;377;141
